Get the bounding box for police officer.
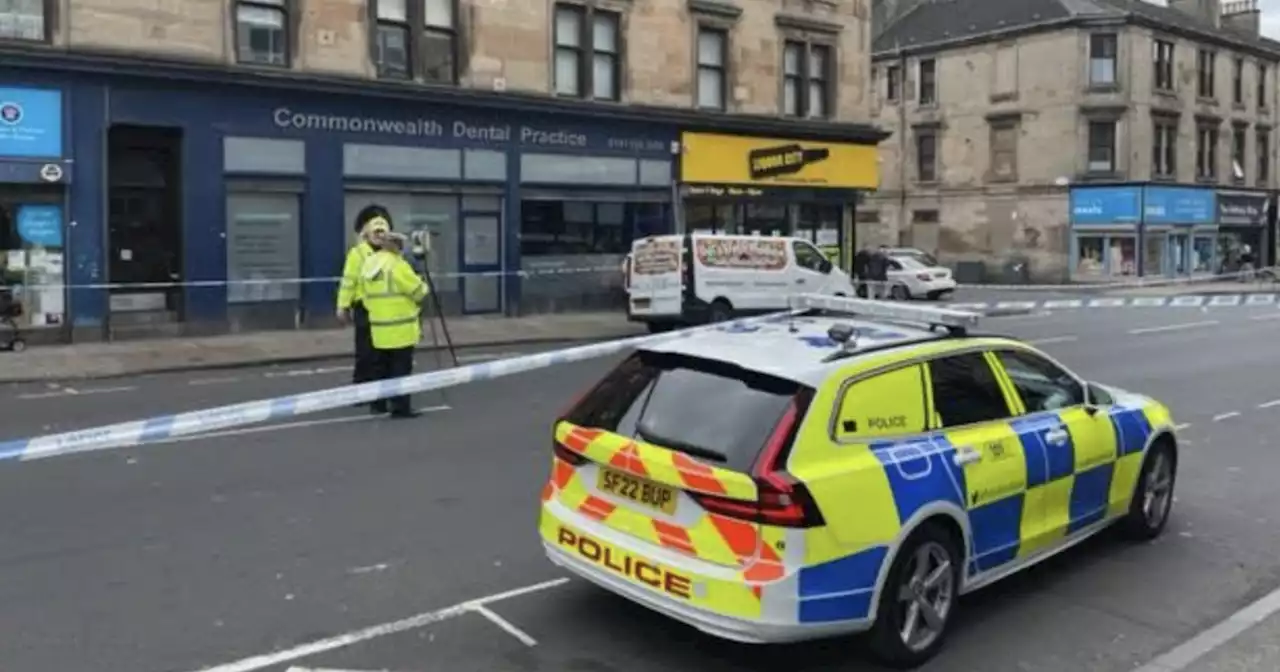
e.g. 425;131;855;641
359;228;430;418
337;206;394;391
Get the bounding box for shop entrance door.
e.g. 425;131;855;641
106;125;183;327
1168;233;1189;275
459;196;503;314
1143;233;1167;278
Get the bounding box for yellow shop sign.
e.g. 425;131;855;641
679;132;878;189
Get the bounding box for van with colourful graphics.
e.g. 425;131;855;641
540;295;1179;668
626;233;855;331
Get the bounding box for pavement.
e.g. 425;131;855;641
4;304;1280;671
0;312;643;383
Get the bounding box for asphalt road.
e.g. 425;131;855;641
3;304;1280;672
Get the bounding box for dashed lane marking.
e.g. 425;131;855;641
1026;335;1079;345
187;377;242;386
185;577;570;672
18;385;137;400
1249;312;1280;321
1212;411;1241;422
1259;399;1280;409
1128;320;1220;335
1175;423;1192;431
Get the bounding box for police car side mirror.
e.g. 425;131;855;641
1084;382;1113;415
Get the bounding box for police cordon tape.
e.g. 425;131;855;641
10;264;1278;293
0;294;1006;464
0;308;815;464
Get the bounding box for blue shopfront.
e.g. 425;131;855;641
29;74;677;337
1069;185;1217;280
0;84;74;339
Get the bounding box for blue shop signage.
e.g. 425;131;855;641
1070;186;1140;224
1142;186;1214;225
0;87;62;158
16;204;62;247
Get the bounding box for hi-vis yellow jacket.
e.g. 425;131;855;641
337;241;378;311
357;250;429;350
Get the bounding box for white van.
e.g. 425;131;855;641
624;233;856;331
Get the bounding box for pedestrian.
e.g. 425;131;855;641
867;245;890;299
337;205;394;397
358;228;430;418
852;246;871;298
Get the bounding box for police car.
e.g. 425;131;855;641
539;295;1178;668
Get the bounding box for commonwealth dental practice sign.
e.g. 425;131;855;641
270;107;666;153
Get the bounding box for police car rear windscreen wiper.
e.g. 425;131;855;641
635;421;729;464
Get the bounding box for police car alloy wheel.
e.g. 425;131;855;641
1123;441;1177;540
868;522;959;667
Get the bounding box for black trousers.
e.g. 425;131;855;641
351;303;378;386
371;346;415;415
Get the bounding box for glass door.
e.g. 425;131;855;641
1168;233;1189;276
459;195;503;314
1143;233;1166;277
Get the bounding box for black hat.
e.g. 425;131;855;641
354;204;394;233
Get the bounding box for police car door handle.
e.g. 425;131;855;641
1045;428;1069;445
953;447;982;466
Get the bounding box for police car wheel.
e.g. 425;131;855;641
1122;440;1177;541
867;522;960;668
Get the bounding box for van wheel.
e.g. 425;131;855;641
867;522;960;668
708;299;733;323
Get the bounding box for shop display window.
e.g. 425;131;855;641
1192;236;1217;274
0;189;65;328
1074;234;1135;279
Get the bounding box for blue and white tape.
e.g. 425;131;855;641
951;293;1280;311
0;309;804;464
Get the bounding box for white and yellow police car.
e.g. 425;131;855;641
539;295;1178;668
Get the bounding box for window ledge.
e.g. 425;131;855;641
1196;96;1219;106
1154;87;1178;98
688;0;741;20
774;13;842;34
1086;82;1121;93
1151;174;1177;182
1078;171;1122;182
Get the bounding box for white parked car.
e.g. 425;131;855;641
885;250;957;300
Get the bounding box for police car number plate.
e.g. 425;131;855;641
598;467;678;515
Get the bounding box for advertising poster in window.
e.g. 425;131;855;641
695;237;787;270
226;212;300;303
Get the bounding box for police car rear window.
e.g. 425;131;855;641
564;351;806;473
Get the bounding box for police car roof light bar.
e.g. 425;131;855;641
788;293;981;335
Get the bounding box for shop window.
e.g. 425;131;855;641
918;58;936;105
1153;39;1175;92
1196;125;1219;180
235;0;289;66
1193;235;1217;273
798;204;841;252
1152;118;1177;179
1233;57;1245;105
225;190;301;305
686;203;736;234
554;4;620;101
1089;33;1117;87
520;201;639;257
915;129;937;182
0;0;47;41
782;40;834;119
374;0;411;79
1197;49;1216;98
1258;128;1270;185
742;203;787;235
1086;121;1116;173
1075;235;1106;278
696;27;727;110
1075;234;1135;279
0;186;65;329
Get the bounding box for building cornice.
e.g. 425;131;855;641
2;44;892;145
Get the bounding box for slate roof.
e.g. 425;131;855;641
873;0;1280;58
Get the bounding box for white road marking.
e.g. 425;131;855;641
1131;580;1280;671
188;377;241;386
1174;423;1192;431
1258;399;1280;409
1128;320;1219;335
1212;411;1241;422
18;385;137;400
186;577;570;672
144;405;450;447
1249;312;1280;321
286;668;389;672
457;351;523;363
471;604;538;646
1026;335;1078;345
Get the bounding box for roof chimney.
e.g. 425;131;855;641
1221;0;1261;35
1167;0;1222;28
